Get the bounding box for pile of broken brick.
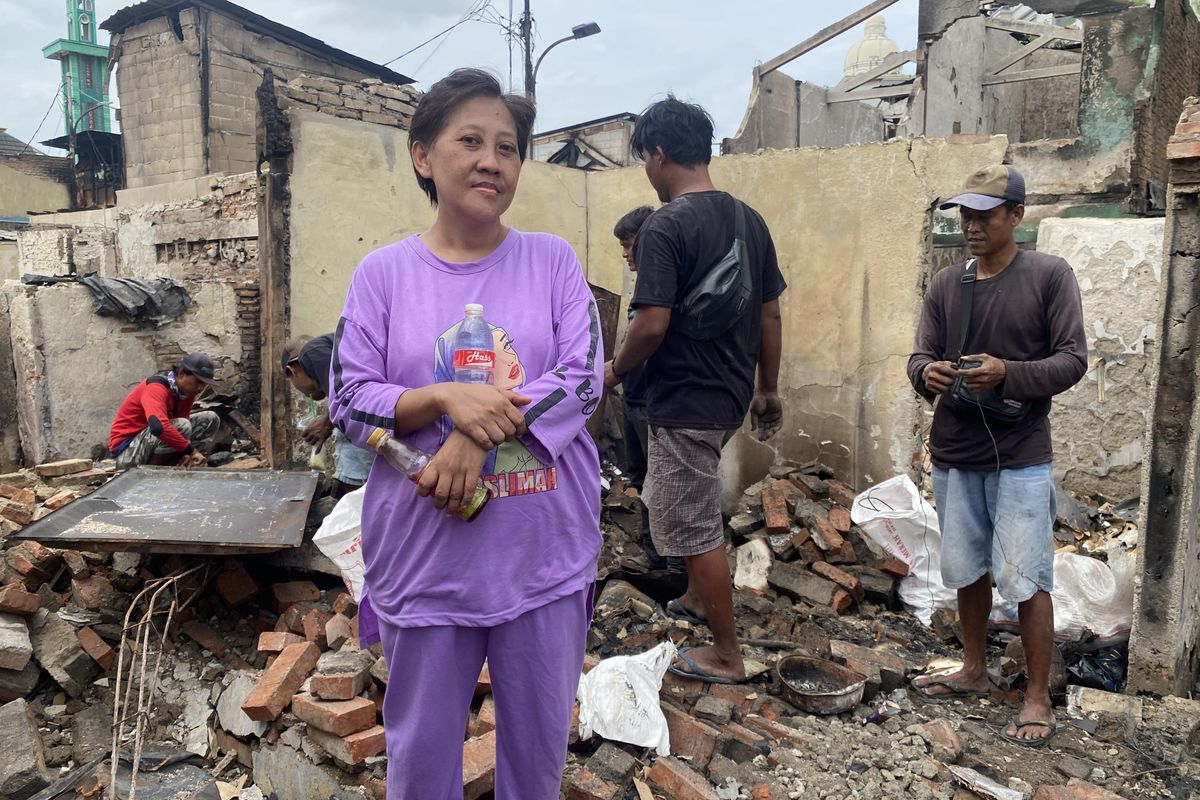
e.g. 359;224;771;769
0;455;1197;800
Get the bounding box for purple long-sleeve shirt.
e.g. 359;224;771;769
330;229;603;628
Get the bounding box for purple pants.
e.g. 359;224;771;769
377;587;592;799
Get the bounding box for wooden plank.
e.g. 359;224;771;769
833;50;917;94
228;409;262;448
760;0;902;77
981;63;1081;86
984;18;1082;43
827;82;916;104
987;33;1056;76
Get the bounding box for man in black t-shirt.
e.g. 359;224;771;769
605;96;786;685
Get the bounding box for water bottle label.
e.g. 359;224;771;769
453;349;495;370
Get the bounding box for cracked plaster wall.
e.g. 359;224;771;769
586;135;1010;494
1038;217;1164;501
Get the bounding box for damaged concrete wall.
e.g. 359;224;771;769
286;110;589;337
0;289;19;469
1038;217;1163;501
16;226;118;277
587;135;1010;492
4;281;245;465
723;70;887;155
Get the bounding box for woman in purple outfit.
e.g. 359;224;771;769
328;68;603;799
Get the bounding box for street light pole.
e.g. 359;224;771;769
527;21;602;102
521;0;534;97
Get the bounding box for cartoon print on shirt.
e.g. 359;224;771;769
434;319;558;498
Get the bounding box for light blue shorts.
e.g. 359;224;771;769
932;462;1056;603
333;429;375;486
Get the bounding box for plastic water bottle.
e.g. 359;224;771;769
453;304;495;384
365;427;489;522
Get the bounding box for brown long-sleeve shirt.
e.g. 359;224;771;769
907;250;1087;471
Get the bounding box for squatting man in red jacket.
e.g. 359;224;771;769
107;353;220;469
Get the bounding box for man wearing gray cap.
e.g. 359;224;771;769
907;165;1087;747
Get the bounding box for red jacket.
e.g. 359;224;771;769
108;377;195;453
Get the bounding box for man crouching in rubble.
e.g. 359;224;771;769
107;352;220;469
281;334;374;497
907;165;1086;748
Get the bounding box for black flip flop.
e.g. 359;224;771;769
668;646;749;685
911;676;991;703
1000;716;1058;749
665;598;709;627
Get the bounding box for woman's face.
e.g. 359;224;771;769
412;95;523;225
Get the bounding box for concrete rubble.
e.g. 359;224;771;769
0;451;1190;798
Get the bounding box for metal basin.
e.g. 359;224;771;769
776;655;868;715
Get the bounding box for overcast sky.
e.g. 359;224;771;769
0;0;919;153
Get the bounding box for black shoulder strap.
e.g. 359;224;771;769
145;375;170;388
956;258;978;361
734;199;751;294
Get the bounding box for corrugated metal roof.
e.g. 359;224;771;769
103;0;413;85
0;129;44;158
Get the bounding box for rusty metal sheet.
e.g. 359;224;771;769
11;467;317;554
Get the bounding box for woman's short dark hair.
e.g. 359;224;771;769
630;95;714;167
409;68;536;205
613;206;654;240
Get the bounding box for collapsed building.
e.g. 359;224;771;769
1;0;1200;797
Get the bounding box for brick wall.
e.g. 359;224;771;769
114;7;416;189
114;12;206;189
275;76;418;129
1133;0;1200;211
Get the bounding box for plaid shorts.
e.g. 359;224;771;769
642;426;735;557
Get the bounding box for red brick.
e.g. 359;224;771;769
356;774;388;800
370;655;389;685
660;702;720;766
472;694;496;736
1176;122;1200;135
920;718;963;761
475;663;491;696
213;727;254;768
325;613;353;651
5;541;59;579
33;459;91;478
706;682;757;711
291;692;376;736
272;580;320;612
303;608;334;650
830;589;853;614
787;473;827;500
11;488;35;507
661;668;705;700
463;730;496;800
825;479;856;508
44;490;79;510
0;583;41;615
0;500;32;526
77;626;116;669
311;669;369;701
181;620;229;657
278;603;308;634
242;641;320;721
60;550;90;578
216;563;259;606
812;561;860;592
809;516;845;552
647;756;719;800
742;716;820;748
258;631;304;653
789;527;811;549
880;558;910;578
0;484;19;499
308;724;386;765
71;574;115;609
332;592;357;616
1167;139;1200;160
564;768;621;800
760;484;791;536
828;506;852;533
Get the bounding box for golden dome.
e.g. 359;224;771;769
844;16;905;80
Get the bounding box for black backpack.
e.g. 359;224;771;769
674;199;752;341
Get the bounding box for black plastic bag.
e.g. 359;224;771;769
1065;644;1127;692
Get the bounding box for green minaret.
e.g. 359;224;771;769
43;0;113;136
